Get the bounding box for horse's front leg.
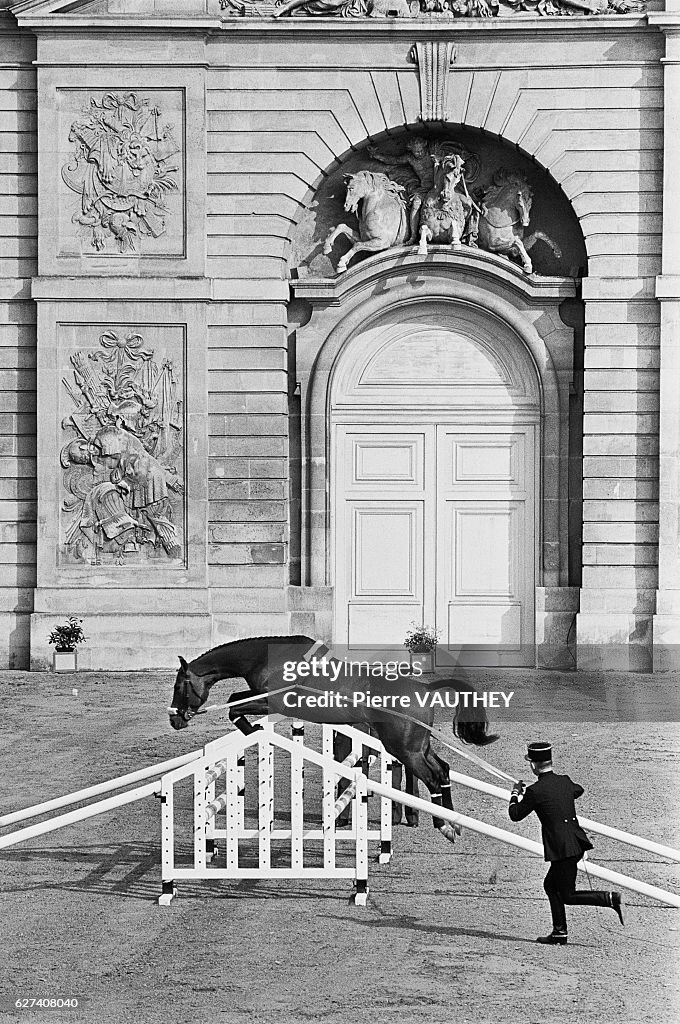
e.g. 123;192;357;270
511;238;533;274
323;224;359;261
337;237;390;273
418;224;432;256
228;690;267;735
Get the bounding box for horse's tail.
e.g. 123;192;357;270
435;678;499;746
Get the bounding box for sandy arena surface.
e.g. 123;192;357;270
1;668;679;1024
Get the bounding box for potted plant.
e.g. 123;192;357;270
404;623;441;674
48;616;87;672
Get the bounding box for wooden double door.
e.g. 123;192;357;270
333;422;537;666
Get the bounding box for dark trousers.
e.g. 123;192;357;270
544;856;610;931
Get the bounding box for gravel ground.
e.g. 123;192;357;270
1;668;679;1024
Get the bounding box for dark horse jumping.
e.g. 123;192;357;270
168;635;498;842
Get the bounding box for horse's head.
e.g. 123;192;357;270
433;153;465;203
168;655;209;730
343;172;370;214
515;184;532;228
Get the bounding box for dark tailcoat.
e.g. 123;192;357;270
508;771;594;862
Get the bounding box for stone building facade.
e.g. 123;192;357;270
0;0;678;671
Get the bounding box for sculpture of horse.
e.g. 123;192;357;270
474;169;562;274
168;635;498;843
323;170;409;274
417;152;471;256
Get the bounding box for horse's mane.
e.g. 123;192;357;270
350;169;405;197
190;635;315;664
483;169;532;203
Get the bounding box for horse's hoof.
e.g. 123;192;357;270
322;243;332;255
336;264;347;274
437;823;459;844
418;246;428;257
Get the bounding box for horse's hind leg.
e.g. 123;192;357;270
430;750;461;839
418;225;431;256
398;749;458;843
391;763;419;826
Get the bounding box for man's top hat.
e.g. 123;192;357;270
525;741;552;763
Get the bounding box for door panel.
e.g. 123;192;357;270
334;423;535;664
335;429;432;648
436;428;535;666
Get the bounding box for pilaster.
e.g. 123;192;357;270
650;14;680;668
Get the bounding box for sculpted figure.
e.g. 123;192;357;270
473;169;561;274
273;0;411;14
323;170;409;273
416;152;474;255
367;137;435;244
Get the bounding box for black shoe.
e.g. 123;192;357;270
536;931;568;945
611;892;625;926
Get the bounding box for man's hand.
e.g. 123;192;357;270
511;780;526;797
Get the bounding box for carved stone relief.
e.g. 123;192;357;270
59;328;185;567
222;0;644;16
409;42;456;122
321;135;562;275
58;90;184;257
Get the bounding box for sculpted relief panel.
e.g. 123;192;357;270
58;90;185;258
292;131;587;279
58;326;186;568
221;0;643;16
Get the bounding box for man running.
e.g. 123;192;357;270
509;741;624;945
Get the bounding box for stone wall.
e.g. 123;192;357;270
0;3;670;668
0;18;36;668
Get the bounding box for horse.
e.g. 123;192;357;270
473;169;562;274
323;170;409;274
416;152;471;257
168;635;499;843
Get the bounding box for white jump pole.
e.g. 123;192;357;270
159;774;176;906
322;726;336;870
0;750;201;829
291;722;305;871
225;755;240;871
448;769;680;864
354;773;369;906
365;779;680;910
0;780;161;851
379;755;393;864
258;731;273;870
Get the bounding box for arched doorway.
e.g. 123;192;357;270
292;250;575;668
330;300;540;667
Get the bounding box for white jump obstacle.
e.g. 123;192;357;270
1;720;680;912
158;720;394;906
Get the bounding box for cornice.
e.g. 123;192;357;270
10;8;653;32
292;247;576;308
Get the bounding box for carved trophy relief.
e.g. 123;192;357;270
59;330;185;567
60;91;182;256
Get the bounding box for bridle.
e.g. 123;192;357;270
168;670;206;722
